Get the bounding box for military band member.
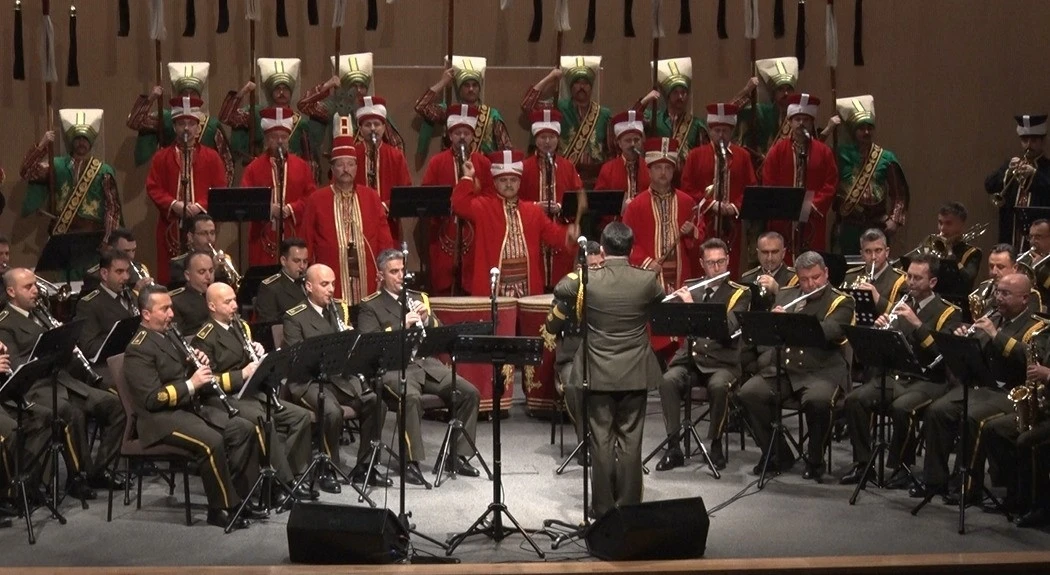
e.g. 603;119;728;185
20;109;122;253
168;214;233;291
595;111;650;204
254;238;309;323
82;228;151;296
933;202;982;293
983;387;1050;528
354;96;412;242
357;249;481;484
126;62;234;183
1017;219;1050;302
733;56;800;159
826;95;909;254
643;57;709;161
737;251;855;481
0;343;55;507
300;118;395;303
282;264;391;490
970;244;1044;316
656;238;751;472
414;55;513;154
842;229;908;317
76;249;139;364
0;268;126;497
238;106;317;266
741;231;799;300
192;282;314;504
839;254;960;487
452;151;574;297
762;94;839;257
984;114;1050;246
123;284;261;529
623;138;702;292
171;251;215;334
145;96;229;286
917;274;1043;503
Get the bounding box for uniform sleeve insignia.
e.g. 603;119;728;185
286;303;307;317
567;272;579;280
131;329;147;346
728;281;748;291
81;289;100;301
261;273;281;285
156;390;169;403
195;323;214;340
169;287;186;297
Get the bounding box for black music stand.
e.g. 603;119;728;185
846;289;879;327
283;332;375;508
237;264;282;308
899;255;969;298
911;331;1008;533
0;359;59;544
89;316;141;364
36;231;106;286
208;187;271;269
390;185;454;292
842;325;927;504
740;186;805;257
1014;206;1050;250
736;310;827;488
420;322;495;486
640;303;727;479
248;320;279;353
445;335;546;559
562;190;626;240
818;252;849;289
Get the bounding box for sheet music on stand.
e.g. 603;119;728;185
846;289;878;327
90;316;142;364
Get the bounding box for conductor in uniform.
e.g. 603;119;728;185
548;222;664;518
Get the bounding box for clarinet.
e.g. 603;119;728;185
123;286;140;316
167;325;239;418
329;300;349;332
33;302;103;386
232;314;284;412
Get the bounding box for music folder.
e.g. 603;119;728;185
90;315;142;364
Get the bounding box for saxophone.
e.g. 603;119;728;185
1009;324;1048;433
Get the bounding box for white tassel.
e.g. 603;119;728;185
149;0;167;41
555;0;571;32
744;0;760;40
41;14;57;83
651;0;665;38
825;1;838;68
500;0;512;10
332;0;347;28
246;0;261;21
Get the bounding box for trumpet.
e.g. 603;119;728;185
208;243;242;291
995;148;1035;208
166;324;239;418
879;294;912;330
35;277;72;302
846;261;877;290
33;300;103;386
965;310;999;336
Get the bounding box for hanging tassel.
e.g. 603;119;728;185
716;0;727;39
118;0;130;36
331;0;346;28
13;1;25;80
624;0;635;38
853;0;864;65
42;4;57;83
795;0;806;70
774;0;785;37
651;0;664;38
678;0;691;34
150;0;168;41
307;0;318;25
365;0;377;30
555;0;570;32
182;0;196;37
825;0;837;69
66;3;79;86
744;0;759;40
276;0;288;37
216;0;229;33
584;0;597;42
500;0;512;9
527;0;542;42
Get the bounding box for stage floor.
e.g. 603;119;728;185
3;391;1049;568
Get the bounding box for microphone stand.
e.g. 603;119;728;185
179;133;191;254
275;146;287;259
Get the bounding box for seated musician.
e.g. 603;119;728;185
737;251;855;482
0;342;54;517
0;268;125;498
192;282;315;505
934;202;982;293
357;249;481;486
839;254;961;487
254;237;309;323
76;249;140;369
984;388;1050;528
740;231;798;304
81;228;152;295
971;243;1044;316
122;284;262;529
842;228;907;317
168;213;234;290
1016;219;1050;304
171;250;215;334
655;238;750;472
917;273;1044;504
281;263;390;492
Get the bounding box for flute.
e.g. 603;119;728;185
661;271;731;302
780;283;828;311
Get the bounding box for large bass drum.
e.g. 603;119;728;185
516;294;558;418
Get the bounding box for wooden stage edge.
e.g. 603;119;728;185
8;552;1050;575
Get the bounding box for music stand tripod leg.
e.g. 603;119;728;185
851;367;893;504
225;397;295;532
433;358;492;486
758;349;802;489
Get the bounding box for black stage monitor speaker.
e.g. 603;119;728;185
585;496;709;561
287;502;409;564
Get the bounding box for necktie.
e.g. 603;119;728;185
703;287;715;302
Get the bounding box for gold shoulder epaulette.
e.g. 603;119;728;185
130;329;147;346
81;289;100;302
845;265;864;275
86;264;100;274
890;266;907;276
195;323;214;339
171;253;187;262
261;273;281;285
785;266;797;272
728;280;748;291
169;287;186;297
361;291;381;302
0;310;9;322
286;303;307;317
781;284;800;291
742;265;761;277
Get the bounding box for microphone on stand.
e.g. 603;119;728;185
577;235;588;250
489;267;500;295
275;144;287;164
401;241;409;258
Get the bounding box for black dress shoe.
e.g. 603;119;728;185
268;490;290;508
884;468;913;490
0;516;11;529
909;484;940;499
708;442;726;470
574;450;591;467
293;484;320;501
87;471;126;491
839;463;869;485
318;473;342;494
452;456;481;477
752;461;778;476
207;508;249;530
403;462;428;486
942;489;982;507
1017;507;1050;528
66;475;97;500
802;463;824;483
655;448;684;472
352;468;393;488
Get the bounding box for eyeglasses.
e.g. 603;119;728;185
703;258;728;267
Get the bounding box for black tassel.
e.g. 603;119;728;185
854;0;864;66
365;0;377;30
183;0;196;37
276;0;289;37
527;0;542;42
678;0;691;34
13;1;24;80
774;0;785;37
584;0;596;42
795;0;806;69
716;0;727;39
67;6;79;86
624;0;635;37
216;0;229;33
118;0;130;36
307;0;318;25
